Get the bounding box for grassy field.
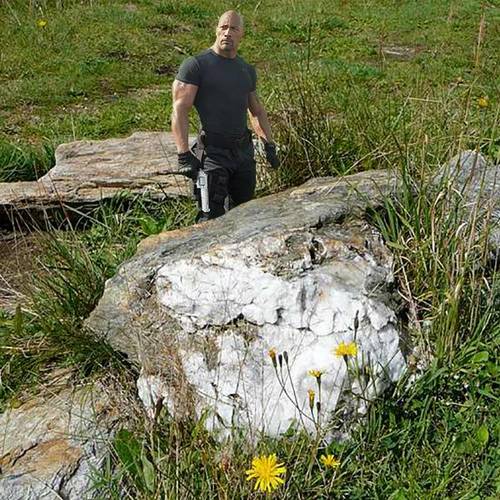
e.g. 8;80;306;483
0;0;498;179
0;0;499;498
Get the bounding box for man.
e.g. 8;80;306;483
171;10;279;222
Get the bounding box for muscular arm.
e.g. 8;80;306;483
248;91;274;143
171;80;198;153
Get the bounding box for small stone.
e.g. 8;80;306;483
381;45;421;61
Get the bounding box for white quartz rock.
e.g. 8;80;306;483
145;225;406;438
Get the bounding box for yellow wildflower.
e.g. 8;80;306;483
320;454;341;469
246;454;286;492
36;19;47;28
333;341;358;357
308;369;324;379
307;388;315;409
478;96;488;108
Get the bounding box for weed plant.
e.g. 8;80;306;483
264;70;357;192
92;318;498;498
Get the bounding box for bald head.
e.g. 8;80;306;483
218;10;244;29
212;10;244;58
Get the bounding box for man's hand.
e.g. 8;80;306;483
177;151;201;180
264;141;279;169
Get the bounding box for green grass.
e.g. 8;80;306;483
0;139;54;181
0;0;499;498
0;0;497;174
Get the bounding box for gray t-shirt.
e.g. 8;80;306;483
175;48;257;138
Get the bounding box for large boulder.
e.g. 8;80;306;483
0;132;191;228
87;170;407;439
0;371;121;499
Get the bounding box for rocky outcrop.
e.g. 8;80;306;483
87;169;407;439
0;372;120;499
0;132;191;228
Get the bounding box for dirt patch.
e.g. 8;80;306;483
1;104;43;139
147;23;192;35
127;84;165;100
123;3;139;13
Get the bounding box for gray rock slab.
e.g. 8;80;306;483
0;373;120;500
87;169;406;439
436;150;499;255
0;132;191;227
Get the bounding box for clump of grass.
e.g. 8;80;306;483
262;60;496;195
370;148;496;359
335;312;499;498
259;71;358;195
28;195;195;328
0;140;55;181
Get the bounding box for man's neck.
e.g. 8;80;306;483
211;44;237;59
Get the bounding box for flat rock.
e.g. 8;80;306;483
0;132;191;227
381;45;422;60
87;169;407;439
0;373;121;499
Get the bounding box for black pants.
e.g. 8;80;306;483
193;141;256;223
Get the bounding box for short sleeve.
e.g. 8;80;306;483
249;65;257;92
176;57;201;86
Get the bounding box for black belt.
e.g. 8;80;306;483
199;130;251;150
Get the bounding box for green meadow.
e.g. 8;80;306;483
0;0;498;498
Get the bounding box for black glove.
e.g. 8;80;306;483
177;151;201;180
264;142;279;169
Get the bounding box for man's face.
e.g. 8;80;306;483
215;14;243;54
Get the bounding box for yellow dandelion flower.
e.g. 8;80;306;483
36;19;47;28
308;369;324;379
478;96;488;108
320;454;341;469
246;454;286;492
333;341;358;357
